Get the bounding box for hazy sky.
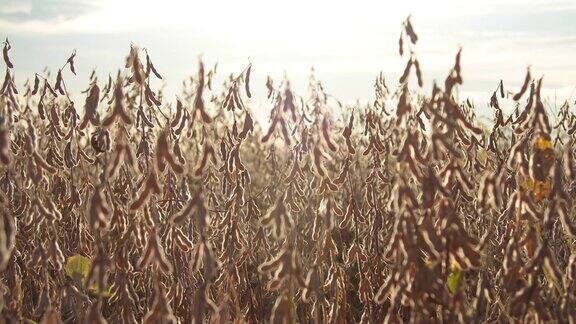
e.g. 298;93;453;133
1;0;576;110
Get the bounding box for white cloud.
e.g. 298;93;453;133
0;1;33;15
2;0;572;35
1;0;575;103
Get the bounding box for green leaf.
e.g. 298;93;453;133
65;255;90;282
447;267;462;294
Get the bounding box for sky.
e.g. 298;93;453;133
1;0;576;117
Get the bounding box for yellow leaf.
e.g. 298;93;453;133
88;284;112;298
21;319;37;324
534;136;552;150
447;262;462;294
65;255;90;282
522;178;535;191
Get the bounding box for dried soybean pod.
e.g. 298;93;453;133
55;71;65;95
195;143;215;176
171;99;183;128
399;58;413;84
513;68;531;101
64;141;76;168
245;64;252;98
3;39;13;68
239;112;254;140
32;75;40;95
146;52;162;79
322;117;337;152
414;58;423;87
398;30;404;56
405;16;418;44
130;171;161;210
261;117;278;143
67;50;77;75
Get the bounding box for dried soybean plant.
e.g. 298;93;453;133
0;16;575;324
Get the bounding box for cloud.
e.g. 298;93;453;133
0;1;33;15
1;0;575;103
0;0;96;21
